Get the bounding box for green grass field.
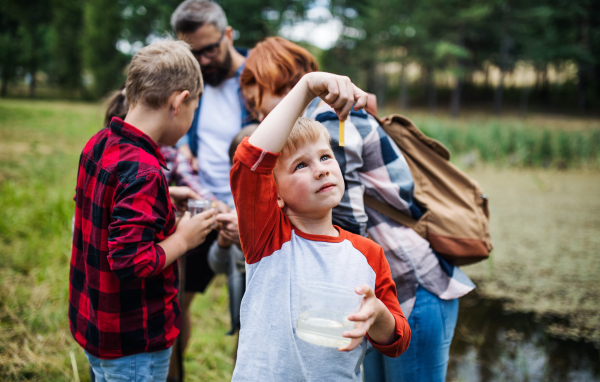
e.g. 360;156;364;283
0;100;235;381
382;107;600;169
1;99;598;381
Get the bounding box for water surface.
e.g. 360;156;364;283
448;293;600;381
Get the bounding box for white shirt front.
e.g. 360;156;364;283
196;77;242;201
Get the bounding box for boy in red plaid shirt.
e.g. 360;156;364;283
69;40;215;381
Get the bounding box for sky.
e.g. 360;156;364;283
279;3;343;50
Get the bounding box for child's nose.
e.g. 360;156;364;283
315;165;330;179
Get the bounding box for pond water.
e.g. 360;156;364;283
448;292;600;382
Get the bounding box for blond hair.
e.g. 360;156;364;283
281;117;331;157
126;40;203;109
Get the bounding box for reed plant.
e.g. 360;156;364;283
416;117;600;169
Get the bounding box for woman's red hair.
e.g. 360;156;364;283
241;37;318;108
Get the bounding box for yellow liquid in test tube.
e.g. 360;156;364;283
339;120;345;146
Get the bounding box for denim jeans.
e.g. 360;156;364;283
363;286;459;382
85;347;172;382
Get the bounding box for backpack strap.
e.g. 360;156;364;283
363;194;418;229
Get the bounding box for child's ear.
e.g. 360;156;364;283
277;193;285;209
172;90;190;116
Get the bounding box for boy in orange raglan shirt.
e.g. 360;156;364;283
230;72;411;381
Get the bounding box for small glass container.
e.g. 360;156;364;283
296;282;363;348
187;199;212;216
188;199;217;228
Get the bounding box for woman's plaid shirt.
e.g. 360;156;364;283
69;117;180;359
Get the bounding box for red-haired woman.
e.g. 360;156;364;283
239;37;474;382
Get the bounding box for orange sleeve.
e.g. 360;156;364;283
354;236;411;357
230;138;292;264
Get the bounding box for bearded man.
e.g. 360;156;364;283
168;1;253;379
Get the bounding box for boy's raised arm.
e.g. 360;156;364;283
248;72;368;153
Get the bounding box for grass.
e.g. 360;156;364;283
0;99;102;381
1;99;599;380
0;99;236;381
382;106;600;169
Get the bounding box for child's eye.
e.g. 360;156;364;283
295;163;306;171
320;155;330;162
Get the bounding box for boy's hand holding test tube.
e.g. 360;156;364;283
249;73;366;154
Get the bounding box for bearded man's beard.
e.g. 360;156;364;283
201;49;232;87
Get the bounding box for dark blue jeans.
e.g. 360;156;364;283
85;347;172;382
363;286;459;382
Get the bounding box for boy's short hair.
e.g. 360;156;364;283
126;40;203;109
281;117;331;158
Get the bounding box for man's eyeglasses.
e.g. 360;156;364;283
190;31;225;59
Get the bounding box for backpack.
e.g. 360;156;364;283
363;113;493;266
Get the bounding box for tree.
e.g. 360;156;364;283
48;0;84;92
0;9;23;97
1;0;52;97
221;0;302;48
82;0;128;99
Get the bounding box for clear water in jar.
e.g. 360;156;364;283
296;310;356;348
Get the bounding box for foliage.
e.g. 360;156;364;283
0;0;599;110
48;0;84;91
0;0;52;97
82;0;129;99
321;0;600;113
0;10;23;96
412;114;600;169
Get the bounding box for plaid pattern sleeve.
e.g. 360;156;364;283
306;101;475;318
108;173;169;280
159;146;217;201
69;117;180;359
173;151;218;201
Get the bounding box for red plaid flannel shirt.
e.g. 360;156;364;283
69;117;180;359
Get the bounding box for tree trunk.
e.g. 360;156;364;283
376;64;386;110
484;65;490;89
494;3;510;116
577;70;587;111
450;77;462;118
493;70;506;115
427;68;437;112
29;68;37;98
399;64;409;112
540;67;549;103
519;86;530;116
1;70;8;97
450;23;465;118
365;61;377;96
29;37;37;98
577;12;590;111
